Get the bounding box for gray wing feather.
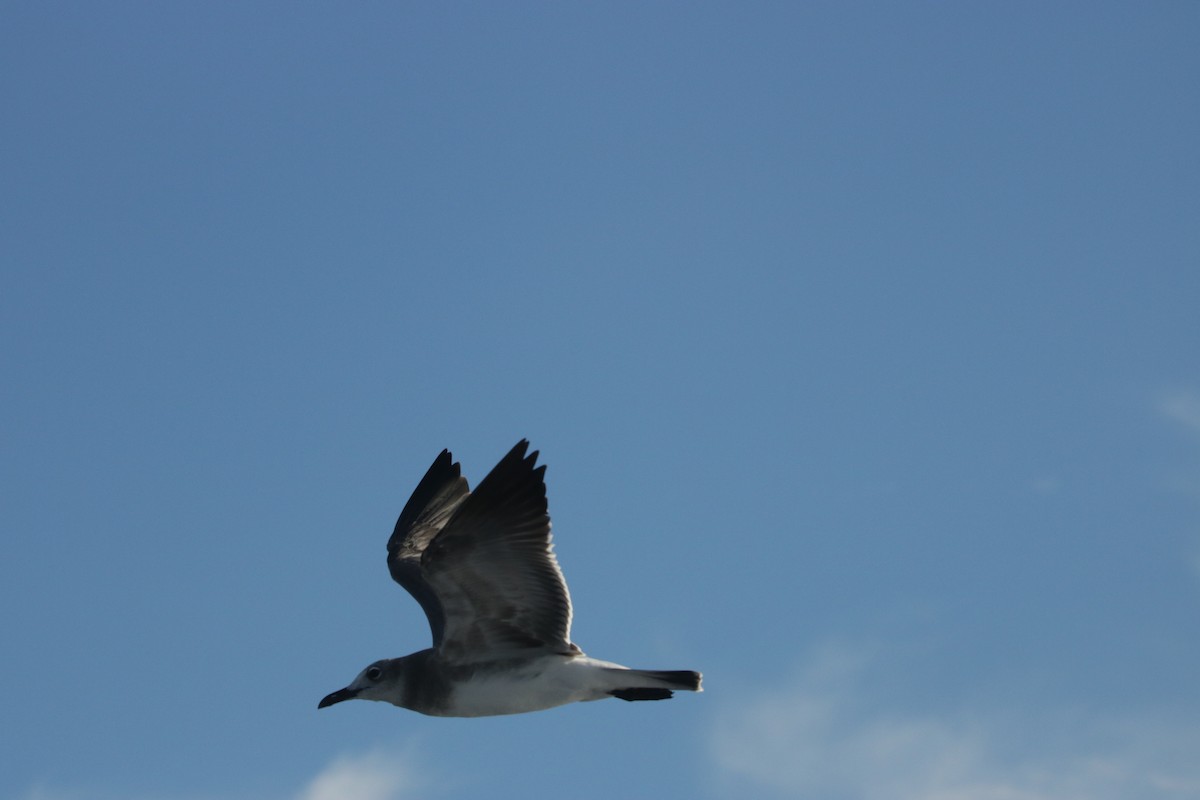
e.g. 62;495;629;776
421;440;577;663
386;449;470;646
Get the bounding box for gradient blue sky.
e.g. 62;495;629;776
3;4;1199;799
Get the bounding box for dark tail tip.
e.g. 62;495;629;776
610;688;675;701
646;670;702;691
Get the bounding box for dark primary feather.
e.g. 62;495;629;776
421;440;577;663
386;449;470;646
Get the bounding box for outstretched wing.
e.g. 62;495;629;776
386;449;470;646
420;440;577;664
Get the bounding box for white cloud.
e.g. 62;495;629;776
1160;391;1200;436
295;747;423;800
711;644;1200;800
18;745;424;800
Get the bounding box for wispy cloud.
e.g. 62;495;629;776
710;644;1200;800
1160;391;1200;437
19;745;425;800
296;747;423;800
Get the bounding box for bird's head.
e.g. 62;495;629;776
318;659;403;708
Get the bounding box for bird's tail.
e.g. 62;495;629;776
606;669;703;702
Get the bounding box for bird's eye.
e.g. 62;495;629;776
365;666;382;681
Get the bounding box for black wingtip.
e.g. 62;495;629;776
488;439;544;484
484;439;546;492
388;447;465;551
505;439;533;462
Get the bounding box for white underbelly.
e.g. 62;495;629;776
441;656;628;717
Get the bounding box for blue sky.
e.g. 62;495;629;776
3;3;1199;798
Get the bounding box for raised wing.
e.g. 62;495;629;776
421;440;577;664
386;448;470;646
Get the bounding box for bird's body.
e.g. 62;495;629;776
346;649;694;718
319;440;701;717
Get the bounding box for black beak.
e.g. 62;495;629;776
318;686;359;709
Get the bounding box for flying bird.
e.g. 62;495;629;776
318;440;702;717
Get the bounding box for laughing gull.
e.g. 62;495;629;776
318;440;702;717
